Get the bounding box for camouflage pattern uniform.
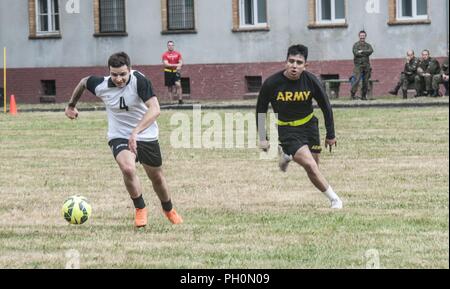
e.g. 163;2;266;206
432;57;449;96
414;57;440;96
351;41;373;100
390;56;419;98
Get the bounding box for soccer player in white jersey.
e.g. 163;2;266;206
65;52;183;227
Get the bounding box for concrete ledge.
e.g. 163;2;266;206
10;98;449;113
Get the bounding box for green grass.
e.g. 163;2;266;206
0;106;448;268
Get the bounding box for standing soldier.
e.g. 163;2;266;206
351;30;373;100
414;49;440;97
389;50;419;99
431;49;449;97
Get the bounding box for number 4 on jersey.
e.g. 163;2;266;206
120;97;129;111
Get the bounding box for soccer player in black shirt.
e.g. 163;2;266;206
256;44;343;209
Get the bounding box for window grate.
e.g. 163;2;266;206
41;80;56;96
168;0;195;30
245;76;262;93
100;0;126;33
181;78;191;95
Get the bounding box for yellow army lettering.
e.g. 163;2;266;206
276;91;311;102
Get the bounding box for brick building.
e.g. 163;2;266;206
0;0;448;103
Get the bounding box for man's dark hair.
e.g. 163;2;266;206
168;40;174;45
287;44;308;61
108;52;131;68
359;30;367;36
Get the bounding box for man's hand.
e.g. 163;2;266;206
128;132;138;155
65;106;79;119
443;75;449;81
259;140;270;152
325;138;337;153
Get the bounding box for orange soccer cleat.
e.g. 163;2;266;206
164;209;183;224
135;207;148;227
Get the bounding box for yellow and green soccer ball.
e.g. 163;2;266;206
62;195;92;225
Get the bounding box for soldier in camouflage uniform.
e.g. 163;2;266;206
414;49;441;97
389;50;419;99
351;31;373;100
431;50;448;97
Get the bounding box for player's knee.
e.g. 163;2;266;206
121;164;136;178
150;171;164;186
302;161;318;175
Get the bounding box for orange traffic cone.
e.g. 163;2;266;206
9;94;17;115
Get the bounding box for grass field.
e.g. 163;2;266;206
0;105;448;268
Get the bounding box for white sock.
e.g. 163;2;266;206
322;186;339;201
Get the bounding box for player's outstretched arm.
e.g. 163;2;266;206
65;77;89;119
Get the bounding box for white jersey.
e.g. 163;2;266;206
86;70;158;142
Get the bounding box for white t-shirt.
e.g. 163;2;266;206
86;70;159;142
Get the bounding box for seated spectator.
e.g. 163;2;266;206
431;49;449;97
389;49;419;99
414;49;441;97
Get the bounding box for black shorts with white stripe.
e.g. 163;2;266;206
108;138;162;167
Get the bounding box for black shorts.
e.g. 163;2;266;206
164;71;181;87
108;138;162;167
278;116;322;156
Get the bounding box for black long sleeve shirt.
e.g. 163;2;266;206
256;70;335;139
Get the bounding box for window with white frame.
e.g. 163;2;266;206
316;0;345;24
397;0;428;20
36;0;60;34
239;0;267;27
